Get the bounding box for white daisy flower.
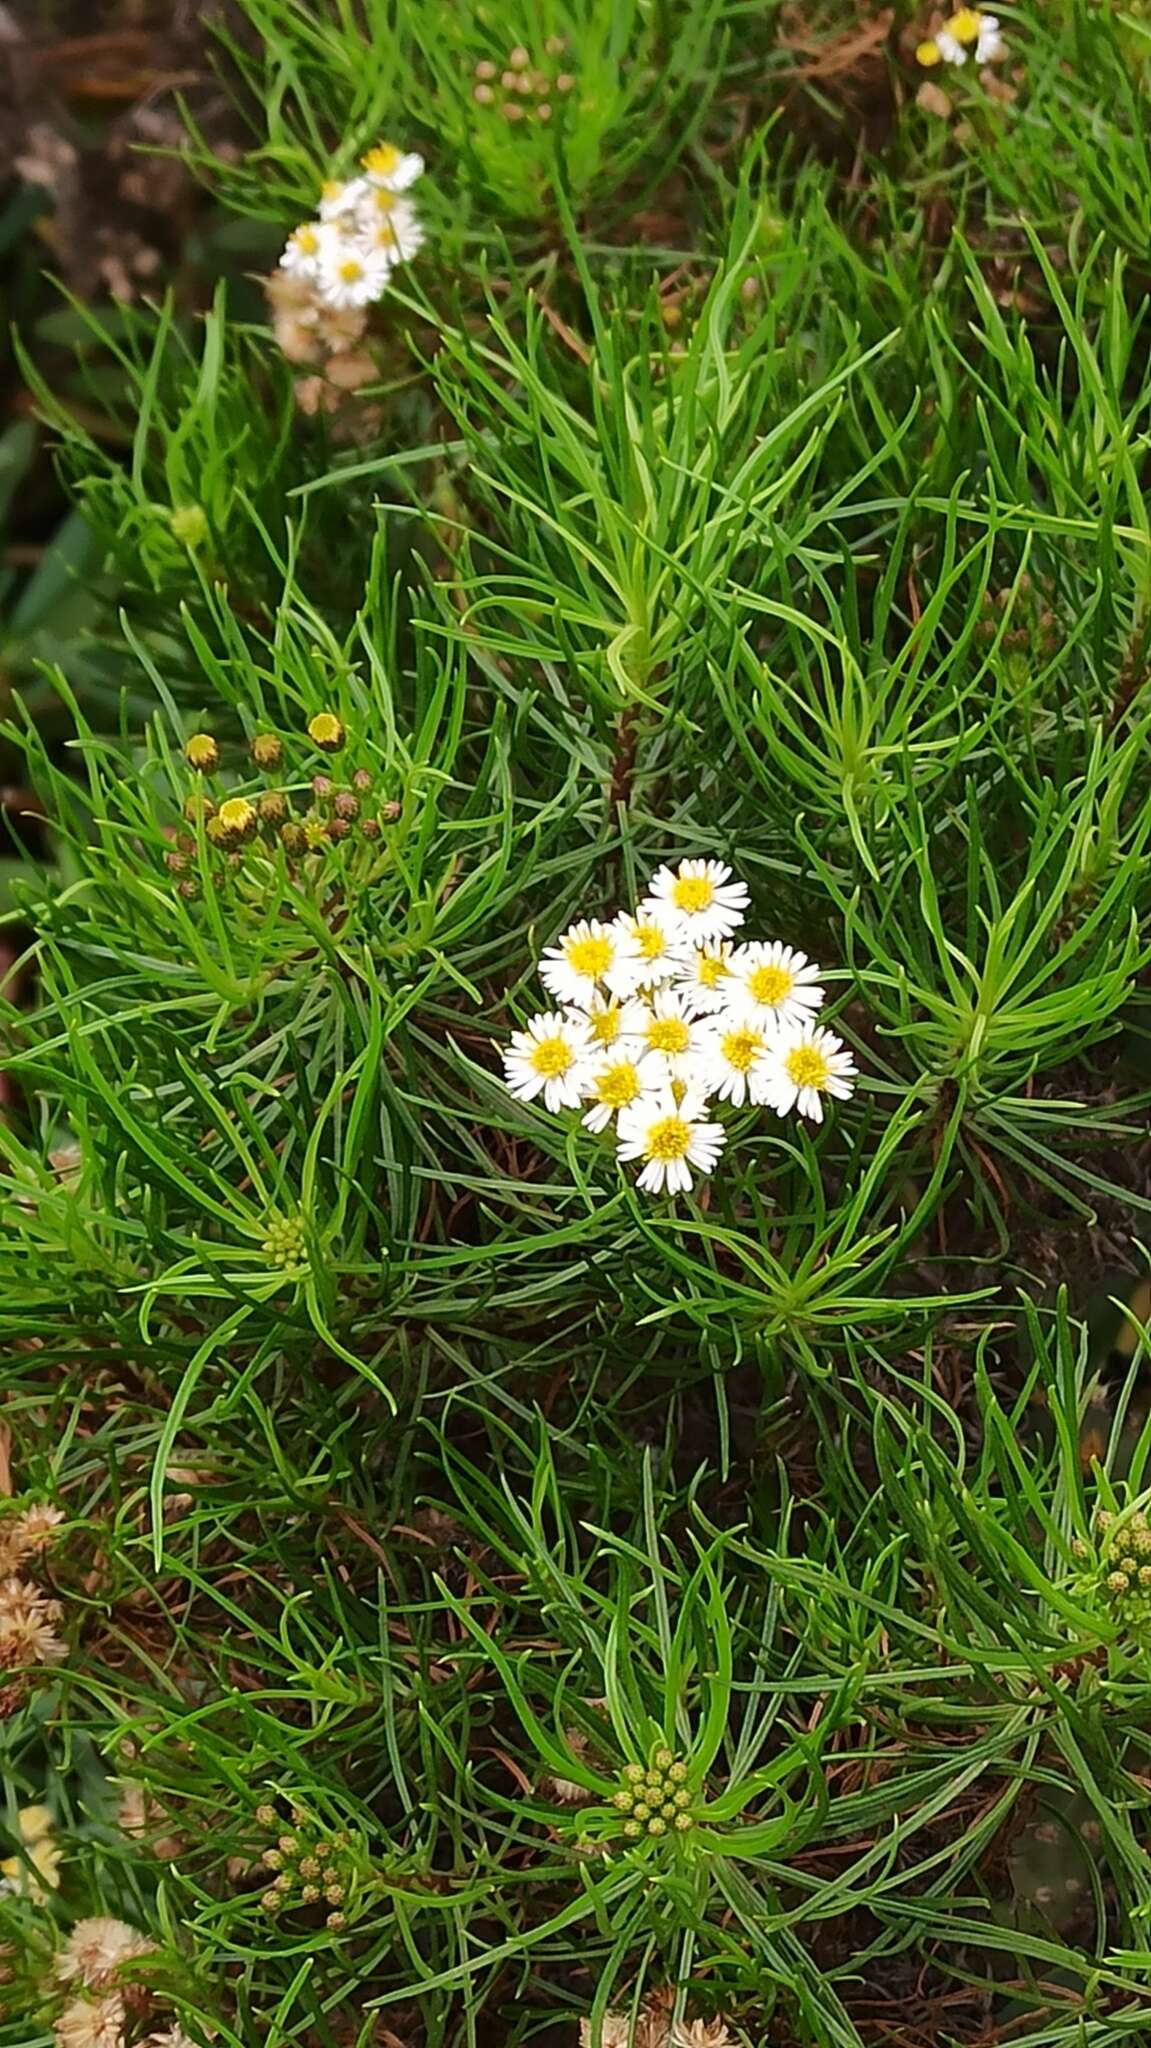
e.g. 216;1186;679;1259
701;1018;774;1108
725;941;825;1030
636;989;713;1083
316;238;392;311
361;142;424;191
279;221;326;279
573;993;650;1057
761;1024;856;1124
616;1084;726;1195
606;907;683;994
539;917;637;1007
318;176;367;223
673;940;735;1016
972;12;1005;60
642;858;749;944
578;1054;652;1133
360;197;425;265
920;7;1003;64
503;1011;591;1113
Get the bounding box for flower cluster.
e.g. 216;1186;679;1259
0;1504;66;1715
917;7;1004;65
48;1914;191;2048
256;1802;365;1931
580;1999;735;2048
501;859;856;1194
276;142;425;316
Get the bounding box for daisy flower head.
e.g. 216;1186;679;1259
361;141;424;191
918;7;1004;64
673;940;735;1016
539;917;638;1007
574;992;650;1058
503;1010;591;1113
607;905;684;994
616;1083;726;1196
643;858;749;945
361;198;426;265
579;1054;651;1134
725;940;825;1030
636;988;713;1084
761;1023;856;1124
279;221;326;279
701;1017;774;1108
318;176;367;222
316;237;391;311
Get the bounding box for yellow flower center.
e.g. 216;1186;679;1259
363;142;401;177
646;1115;692;1162
634;922;666;962
529;1035;574;1079
947;7;982;41
696;952;727;989
564;933;613;980
295;226;319;253
747;963;794;1007
671;874;714;915
321;179;344;203
785;1045;831;1091
338;259;364;283
646;1017;690;1056
588;1005;622;1046
375;224;398;247
595;1061;642;1109
218;797;255;832
720;1027;763;1074
916;35;942;61
371;188;397;214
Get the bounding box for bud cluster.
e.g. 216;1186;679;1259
1091;1508;1151;1629
255;1803;363;1931
610;1748;696;1842
262;1213;308;1275
974;573;1060;681
166;716;401;899
472;36;575;125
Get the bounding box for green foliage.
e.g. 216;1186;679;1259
8;1;1151;2045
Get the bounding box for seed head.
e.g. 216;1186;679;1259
258;791;288;825
280;822;308;855
334;790;359;820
